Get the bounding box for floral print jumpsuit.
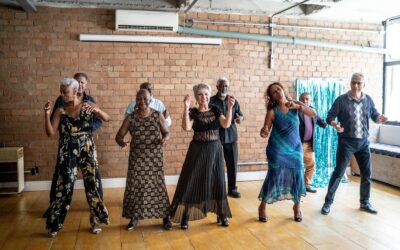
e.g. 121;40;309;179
46;104;109;232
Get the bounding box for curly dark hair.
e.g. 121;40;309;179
264;82;291;110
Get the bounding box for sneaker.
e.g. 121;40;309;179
127;219;139;231
91;224;102;234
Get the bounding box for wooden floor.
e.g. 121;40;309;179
0;176;399;250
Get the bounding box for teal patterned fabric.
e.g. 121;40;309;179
296;79;344;188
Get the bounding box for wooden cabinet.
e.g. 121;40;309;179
0;147;24;194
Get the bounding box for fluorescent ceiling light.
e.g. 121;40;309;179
79;34;222;45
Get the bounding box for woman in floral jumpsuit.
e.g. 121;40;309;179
44;78;110;237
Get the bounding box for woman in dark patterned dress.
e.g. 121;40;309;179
170;83;235;229
44;78;110;237
258;82;316;223
115;89;172;230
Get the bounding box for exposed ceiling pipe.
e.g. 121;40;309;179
177;26;387;54
269;0;311;68
184;0;199;14
16;0;36;12
187;19;382;34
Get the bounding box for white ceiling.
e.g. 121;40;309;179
1;0;399;24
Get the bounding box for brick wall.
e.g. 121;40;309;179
0;7;384;180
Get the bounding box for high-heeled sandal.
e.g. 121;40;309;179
293;205;302;222
180;214;189;230
217;215;229;227
258;205;268;223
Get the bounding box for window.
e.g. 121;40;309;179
384;17;400;122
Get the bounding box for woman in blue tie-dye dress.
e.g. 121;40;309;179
258;82;317;223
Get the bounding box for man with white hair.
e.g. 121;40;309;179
321;73;388;215
210;77;244;198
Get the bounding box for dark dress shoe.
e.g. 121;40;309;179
306;186;317;193
163;217;173;230
321;203;331;215
360;203;378;214
180;215;189;230
217;215;229;227
228;189;241;198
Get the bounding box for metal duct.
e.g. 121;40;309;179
177;26;387;54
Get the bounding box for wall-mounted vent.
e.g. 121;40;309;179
115;10;178;32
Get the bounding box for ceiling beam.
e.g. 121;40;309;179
16;0;36;12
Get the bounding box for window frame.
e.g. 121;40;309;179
383;16;400;124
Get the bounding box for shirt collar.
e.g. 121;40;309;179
347;91;365;101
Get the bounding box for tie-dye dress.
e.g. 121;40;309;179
259;107;306;204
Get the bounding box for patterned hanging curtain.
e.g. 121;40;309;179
296;79;344;188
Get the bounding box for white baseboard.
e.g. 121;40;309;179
24;171;267;192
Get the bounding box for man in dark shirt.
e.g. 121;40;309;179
298;92;327;193
210;77;244;198
321;73;388;215
43;72;103;217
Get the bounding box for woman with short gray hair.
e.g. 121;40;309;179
43;77;110;237
170;83;235;229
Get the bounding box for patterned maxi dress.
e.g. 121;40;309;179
170;105;232;223
258;107;306;204
122;110;170;220
46;103;109;232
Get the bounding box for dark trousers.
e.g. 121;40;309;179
324;137;372;205
222;141;238;191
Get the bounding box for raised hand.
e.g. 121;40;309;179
227;95;235;109
44;100;51;116
184;94;191;110
377;115;388;123
260;126;270;138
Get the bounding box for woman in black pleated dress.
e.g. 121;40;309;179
170;83;235;229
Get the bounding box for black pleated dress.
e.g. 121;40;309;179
170;105;232;223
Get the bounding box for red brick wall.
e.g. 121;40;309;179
0;7;384;180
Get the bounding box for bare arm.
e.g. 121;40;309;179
286;100;317;117
260;109;274;138
219;96;235;128
182;94;193;131
159;112;170;146
115;117;130;148
44;101;60;138
85;102;111;122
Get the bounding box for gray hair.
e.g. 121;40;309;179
193;83;212;95
217;77;230;87
351;72;364;80
60;77;79;91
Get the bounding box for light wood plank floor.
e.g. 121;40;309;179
0;176;399;250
